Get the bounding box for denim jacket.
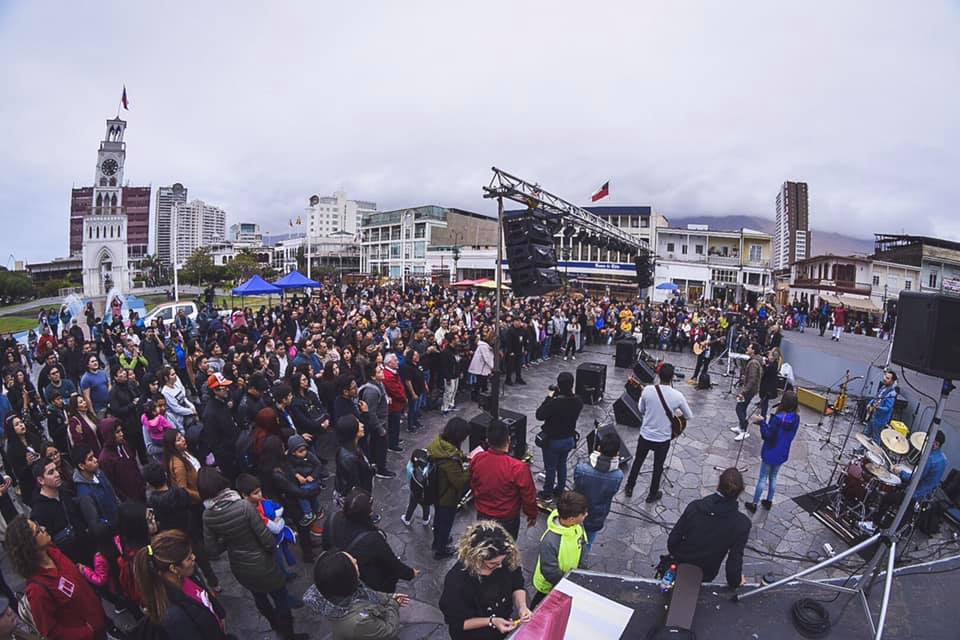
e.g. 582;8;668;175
573;455;624;532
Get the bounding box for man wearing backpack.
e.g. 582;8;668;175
425;418;471;558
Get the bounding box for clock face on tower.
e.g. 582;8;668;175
101;158;119;176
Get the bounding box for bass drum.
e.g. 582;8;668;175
841;460;871;501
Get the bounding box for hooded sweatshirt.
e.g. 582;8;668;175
302;583;400;640
426;436;470;508
97;418;145;502
667;493;751;588
533;510;588;594
25;545;107;640
758;411;800;466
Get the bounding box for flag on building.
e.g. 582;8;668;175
121;85;129;110
591;181;610;202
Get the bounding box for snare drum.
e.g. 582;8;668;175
841;460;871;501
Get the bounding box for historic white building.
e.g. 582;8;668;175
82;118;132;296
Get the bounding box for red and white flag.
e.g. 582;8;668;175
591;180;610;202
121;85;129;110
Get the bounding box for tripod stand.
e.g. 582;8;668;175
737;378;955;640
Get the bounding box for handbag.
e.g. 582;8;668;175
654;385;687;439
535;429;547;448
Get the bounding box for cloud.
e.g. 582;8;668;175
0;1;957;263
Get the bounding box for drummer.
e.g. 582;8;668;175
865;371;899;444
860;431;948;534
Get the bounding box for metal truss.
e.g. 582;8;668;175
483;167;649;252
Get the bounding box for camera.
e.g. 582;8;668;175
548;384;557;392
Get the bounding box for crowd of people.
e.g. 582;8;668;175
0;277;913;640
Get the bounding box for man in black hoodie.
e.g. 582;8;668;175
535;372;584;501
667;467;751;589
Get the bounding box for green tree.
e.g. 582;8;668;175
180;247;217;288
227;250;261;282
0;269;36;301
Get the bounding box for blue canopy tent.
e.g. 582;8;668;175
273;271;320;290
656;282;680;291
232;275;282;296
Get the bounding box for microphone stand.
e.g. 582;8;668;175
715;398;760;474
820;372;863;451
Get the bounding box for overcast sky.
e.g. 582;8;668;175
1;1;957;263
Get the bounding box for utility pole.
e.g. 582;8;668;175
451;230;463;282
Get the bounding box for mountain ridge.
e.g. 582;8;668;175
665;214;875;257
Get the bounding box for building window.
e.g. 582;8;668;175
749;244;762;262
631;217;640;228
414;242;425;259
681;245;688;255
390;243;400;258
391;227;401;241
640;217;649;228
695;244;703;255
929;272;938;288
415;223;426;239
872;275;880;286
667;242;675;252
904;280;911;290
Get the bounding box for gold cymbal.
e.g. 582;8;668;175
880;428;909;455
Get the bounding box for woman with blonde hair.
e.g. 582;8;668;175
438;521;532;639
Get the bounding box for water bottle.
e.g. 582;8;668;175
659;564;677;593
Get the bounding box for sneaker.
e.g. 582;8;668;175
645;491;663;503
858;520;876;534
537;472;546;480
571;356;576;360
518;380;527;385
375;469;397;479
371;513;382;525
388;446;404;454
761;499;773;510
730;426;742;433
309;519;325;535
537;491;555;502
563;356;568;361
298;514;316;527
421;513;432;526
734;430;750;441
687;378;697;385
744;502;758;514
401;514;413;527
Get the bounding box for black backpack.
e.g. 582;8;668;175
409;448;440;506
235;427;257;473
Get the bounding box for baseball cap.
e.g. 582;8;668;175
207;372;234;389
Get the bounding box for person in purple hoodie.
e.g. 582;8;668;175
744;390;800;513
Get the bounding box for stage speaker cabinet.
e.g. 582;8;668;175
615;338;638;368
508;267;562;298
614;390;642;428
891;291;960;380
575;362;607;405
467;409;528;459
585;422;633;468
797;387;828;414
633;359;656;384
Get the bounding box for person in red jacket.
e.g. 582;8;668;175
469;420;538;540
382;353;408;454
831;303;847;341
5;515;107;640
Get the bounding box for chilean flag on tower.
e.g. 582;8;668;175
590;180;610;202
121;85;129;110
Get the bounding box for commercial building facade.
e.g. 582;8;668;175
774;181;811;270
154;183;188;264
172;199;227;265
308;191;377;239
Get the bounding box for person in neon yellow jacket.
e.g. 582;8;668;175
531;491;589;608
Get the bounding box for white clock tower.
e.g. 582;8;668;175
82;118;131;297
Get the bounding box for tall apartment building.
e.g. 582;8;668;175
308;190;377;239
173;199;227;265
154;183;188;264
774;181;811;269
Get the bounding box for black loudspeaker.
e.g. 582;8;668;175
891;292;960;379
468;409;528;458
575;362;607;404
585;422;633;468
634;252;654;288
615;338;637;368
509;267;562;297
633;359;656;384
614;391;643;428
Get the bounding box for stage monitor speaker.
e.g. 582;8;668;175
613;391;643;428
468;409;528;458
509;267;562;297
585;422;633;468
615;338;637;368
504;243;557;270
633;359;656;384
575;362;607;404
891;292;960;379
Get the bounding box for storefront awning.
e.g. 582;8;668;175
821;293;880;314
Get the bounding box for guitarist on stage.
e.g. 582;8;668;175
688;327;718;385
865;370;899;444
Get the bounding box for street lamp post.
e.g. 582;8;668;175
450;230;463;282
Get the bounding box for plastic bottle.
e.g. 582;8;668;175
659;564;677;593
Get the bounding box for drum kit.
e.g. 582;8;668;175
833;427;921;525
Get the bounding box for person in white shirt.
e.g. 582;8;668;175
623;363;693;503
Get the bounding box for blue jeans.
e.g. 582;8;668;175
541;436;576;496
408;396;422;428
585;528;599;551
251;585;292;619
388;412;402;448
753;462;781;504
433;505;457;551
542;336;552;360
735;398;751;431
297;480;323;517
